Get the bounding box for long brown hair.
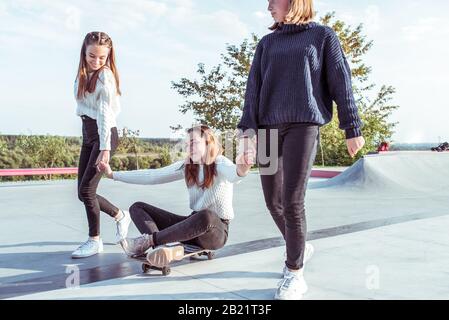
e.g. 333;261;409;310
185;125;222;189
76;31;121;100
269;0;315;30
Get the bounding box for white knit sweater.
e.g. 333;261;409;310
112;155;244;220
74;67;121;150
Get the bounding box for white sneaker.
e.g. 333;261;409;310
120;234;153;257
116;210;131;243
275;269;308;300
282;242;314;277
72;238;104;259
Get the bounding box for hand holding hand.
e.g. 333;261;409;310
97;161;113;178
236;136;257;177
96;150;110;166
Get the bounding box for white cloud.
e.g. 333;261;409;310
402;17;449;42
254;11;268;19
142;0;169;16
171;0;194;8
0;2;7;16
402;131;425;144
65;6;81;31
331;6;381;34
199;10;249;39
160;2;249;46
81;0;168;32
0;0;249;48
336;12;357;25
364;5;380;33
0;0;169;40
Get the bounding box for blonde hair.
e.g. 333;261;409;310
270;0;315;30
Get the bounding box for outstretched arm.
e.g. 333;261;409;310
217;150;256;184
97;160;185;185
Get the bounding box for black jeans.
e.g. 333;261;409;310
78;115;120;237
129;201;229;250
257;122;319;270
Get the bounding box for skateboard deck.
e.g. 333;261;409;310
129;243;215;275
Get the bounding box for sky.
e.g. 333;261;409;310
1;0;448;143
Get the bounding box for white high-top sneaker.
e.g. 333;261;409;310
119;234;153;257
275;268;308;300
116;210;131;243
282;242;314;277
71;238;104;259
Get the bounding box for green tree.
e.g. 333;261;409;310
317;12;399;166
159;146;172;167
172;12;399;166
15;135;75;180
171;35;259;132
0;137;7;153
15;135;73;168
117;127;143;170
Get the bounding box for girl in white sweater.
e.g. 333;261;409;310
98;125;254;267
72;32;131;259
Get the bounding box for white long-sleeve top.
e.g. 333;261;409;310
112;155;244;220
74;67;121;150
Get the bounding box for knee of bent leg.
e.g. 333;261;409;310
78;186;92;203
283;200;305;216
77;190;84;202
283;191;306;212
129;202;146;220
265;200;283;217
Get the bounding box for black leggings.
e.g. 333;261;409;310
258;122;319;270
77;115;120;237
129;201;229;250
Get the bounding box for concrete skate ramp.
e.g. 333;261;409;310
2;151;449;300
310;151;449;194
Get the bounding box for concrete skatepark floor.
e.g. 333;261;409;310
1;151;448;300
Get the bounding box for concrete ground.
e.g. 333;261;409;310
1;151;448;299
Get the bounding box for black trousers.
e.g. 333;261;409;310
129;201;229;250
78;115;119;237
258;122;319;270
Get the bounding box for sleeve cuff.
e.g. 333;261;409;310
99;131;111;150
99;145;111;151
345;127;362;139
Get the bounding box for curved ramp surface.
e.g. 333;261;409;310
310;151;449;194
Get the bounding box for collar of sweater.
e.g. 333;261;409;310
275;21;319;34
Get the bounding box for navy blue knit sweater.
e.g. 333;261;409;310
238;22;363;139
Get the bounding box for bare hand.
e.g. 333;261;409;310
236;151;256;177
95;150;110;174
236;136;257;177
97;161;113;178
238;135;257;155
96;150;110;166
346;136;365;158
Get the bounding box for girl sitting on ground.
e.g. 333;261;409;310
98;125;255;267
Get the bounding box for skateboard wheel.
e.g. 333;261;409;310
207;252;214;260
142;263;151;274
162;267;171;276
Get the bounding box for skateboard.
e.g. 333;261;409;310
129;244;215;276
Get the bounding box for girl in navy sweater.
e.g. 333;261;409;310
237;0;365;300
